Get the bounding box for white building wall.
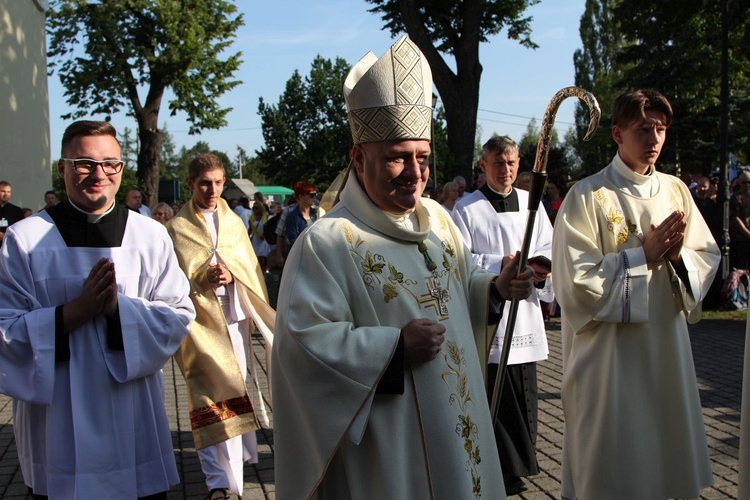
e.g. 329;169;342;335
0;0;50;211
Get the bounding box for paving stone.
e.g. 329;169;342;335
0;316;744;498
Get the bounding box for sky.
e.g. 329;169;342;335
47;0;588;165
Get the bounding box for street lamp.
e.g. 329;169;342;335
431;93;438;190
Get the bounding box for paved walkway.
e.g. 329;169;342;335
0;317;745;499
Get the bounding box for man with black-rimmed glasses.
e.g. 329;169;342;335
0;120;195;499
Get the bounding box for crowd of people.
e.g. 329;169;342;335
0;35;747;500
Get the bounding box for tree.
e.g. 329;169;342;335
159;125;181;180
366;0;539;180
235;147;269;186
572;0;630;176
120;126;139;170
572;1;750;175
257;56;351;188
585;0;750;174
517;118;574;177
47;0;244;207
431;105;452;188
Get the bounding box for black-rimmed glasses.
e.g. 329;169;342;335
61;158;124;175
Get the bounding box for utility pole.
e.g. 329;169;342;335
718;0;731;279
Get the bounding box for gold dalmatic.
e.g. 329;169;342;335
167;197;275;449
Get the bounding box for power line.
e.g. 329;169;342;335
169;126;263;134
478;107;576;127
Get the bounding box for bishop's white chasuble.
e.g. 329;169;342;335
272;170;506;500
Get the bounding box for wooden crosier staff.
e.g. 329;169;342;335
489;87;601;422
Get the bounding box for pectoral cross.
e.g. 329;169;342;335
428;270;450;317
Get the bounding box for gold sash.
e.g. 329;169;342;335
167;197;275;449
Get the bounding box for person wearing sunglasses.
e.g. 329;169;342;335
277;181;318;265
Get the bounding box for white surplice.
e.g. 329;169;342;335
552;154;720;500
0;209;195;499
272;170;506;500
452;188;553;365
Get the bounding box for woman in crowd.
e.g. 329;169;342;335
249;201;270;272
515;171;532;191
542;177;566;226
441;181;459;212
151;202;174;225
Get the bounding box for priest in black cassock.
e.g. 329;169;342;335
0;180;25;246
0;120;195;499
452;135;554;495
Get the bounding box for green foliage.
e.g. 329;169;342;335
47;0;243;128
572;0;628;176
235;147;269;186
47;0;244;203
120;127;139;168
367;0;538;54
517;119;575;176
431;105;454;187
573;0;750;175
364;0;539;178
256;56;352;188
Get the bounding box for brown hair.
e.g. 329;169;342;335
482;135;518;159
61;120;118;156
612;89;673;129
188;153;224;180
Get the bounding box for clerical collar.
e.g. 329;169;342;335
612;153;658;197
67;199;116;223
479;184;519;213
385;210;420;232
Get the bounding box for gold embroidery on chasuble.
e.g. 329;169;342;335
442;341;482;499
593;188;642;248
341;221;459;320
670;182;685;213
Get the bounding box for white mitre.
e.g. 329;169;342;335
344;36;433;144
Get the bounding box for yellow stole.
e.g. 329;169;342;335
167;197;275;449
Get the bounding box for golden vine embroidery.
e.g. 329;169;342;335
594;189;642;247
341;221;460;315
442;341;482;498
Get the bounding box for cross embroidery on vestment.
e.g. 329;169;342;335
428;270;450;317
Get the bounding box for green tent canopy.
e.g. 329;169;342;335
255;185;294;203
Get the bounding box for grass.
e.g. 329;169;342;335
702;308;748;321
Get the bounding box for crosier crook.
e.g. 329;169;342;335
489;87;601;421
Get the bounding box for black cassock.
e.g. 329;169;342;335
479;184;540;480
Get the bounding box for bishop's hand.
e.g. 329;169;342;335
402;318;446;364
495;252;535;301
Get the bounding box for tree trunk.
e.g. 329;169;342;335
439;79;481;181
398;0;483;184
135;112;163;209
